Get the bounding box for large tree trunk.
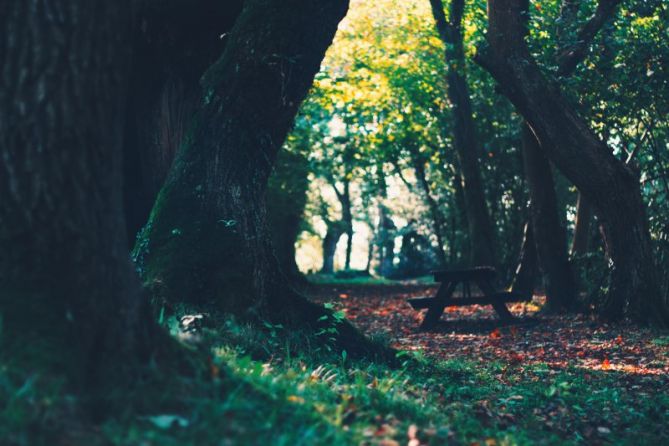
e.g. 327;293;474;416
476;0;669;325
430;0;496;266
521;124;577;310
135;0;383;354
513;0;620;305
122;0;243;244
0;1;163;401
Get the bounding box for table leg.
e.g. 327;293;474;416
420;281;457;330
476;279;514;321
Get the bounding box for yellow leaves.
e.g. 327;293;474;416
287;395;305;404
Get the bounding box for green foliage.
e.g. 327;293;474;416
3;315;667;445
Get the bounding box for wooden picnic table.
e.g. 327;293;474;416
408;266;531;330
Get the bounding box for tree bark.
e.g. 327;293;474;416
123;0;243;244
430;0;496;266
267;149;310;283
413;156;448;266
521;124;577;310
476;0;669;325
134;0;385;354
377;203;396;277
0;1;164;401
571;194;593;256
321;221;345;274
511;222;538;295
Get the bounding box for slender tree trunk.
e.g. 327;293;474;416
377;204;396;277
135;0;384;354
0;1;164;401
321;223;345;274
413;157;448;266
268;150;310;284
571;194;593;256
476;0;669;325
511;222;538;295
340;181;354;270
430;0;496;266
521;124;577;310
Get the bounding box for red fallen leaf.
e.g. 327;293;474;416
339;293;349;299
490;328;501;339
577;351;585;358
509;352;524;364
446;306;458;313
615;335;623;345
602;357;611;370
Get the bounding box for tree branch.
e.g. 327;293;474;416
556;0;622;77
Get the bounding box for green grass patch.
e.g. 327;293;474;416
2;315;667;445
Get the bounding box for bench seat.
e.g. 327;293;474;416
408;291;531;310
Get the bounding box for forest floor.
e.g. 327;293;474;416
310;283;669;378
4;281;669;445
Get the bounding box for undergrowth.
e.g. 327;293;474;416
1;310;668;445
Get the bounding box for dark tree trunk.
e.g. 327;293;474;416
321;222;345;274
430;0;496;266
377;204;396;277
476;0;669;325
514;0;618;304
0;1;163;400
135;0;383;354
267;150;310;284
123;0;243;244
511;222;538;295
521;124;577;310
339;181;354;270
571;194;593;256
413;156;447;266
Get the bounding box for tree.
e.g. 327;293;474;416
135;0;383;353
429;0;497;266
476;0;669;325
0;1;166;406
123;0;243;244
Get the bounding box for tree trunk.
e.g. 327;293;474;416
571;193;593;256
340;181;354;270
377;204;396;277
321;222;345;274
511;222;538;295
476;0;669;325
521;124;577;310
268;150;310;284
430;0;496;266
413;157;448;266
0;1;164;402
123;0;244;244
134;0;384;354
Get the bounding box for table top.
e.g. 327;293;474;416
432;266;496;282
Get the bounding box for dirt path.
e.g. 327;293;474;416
309;283;669;382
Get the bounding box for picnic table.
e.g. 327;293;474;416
408;267;531;330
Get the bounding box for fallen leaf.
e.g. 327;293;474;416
602;357;611;370
490;328;501;339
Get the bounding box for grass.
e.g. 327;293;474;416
2;308;667;446
307;273;434;286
